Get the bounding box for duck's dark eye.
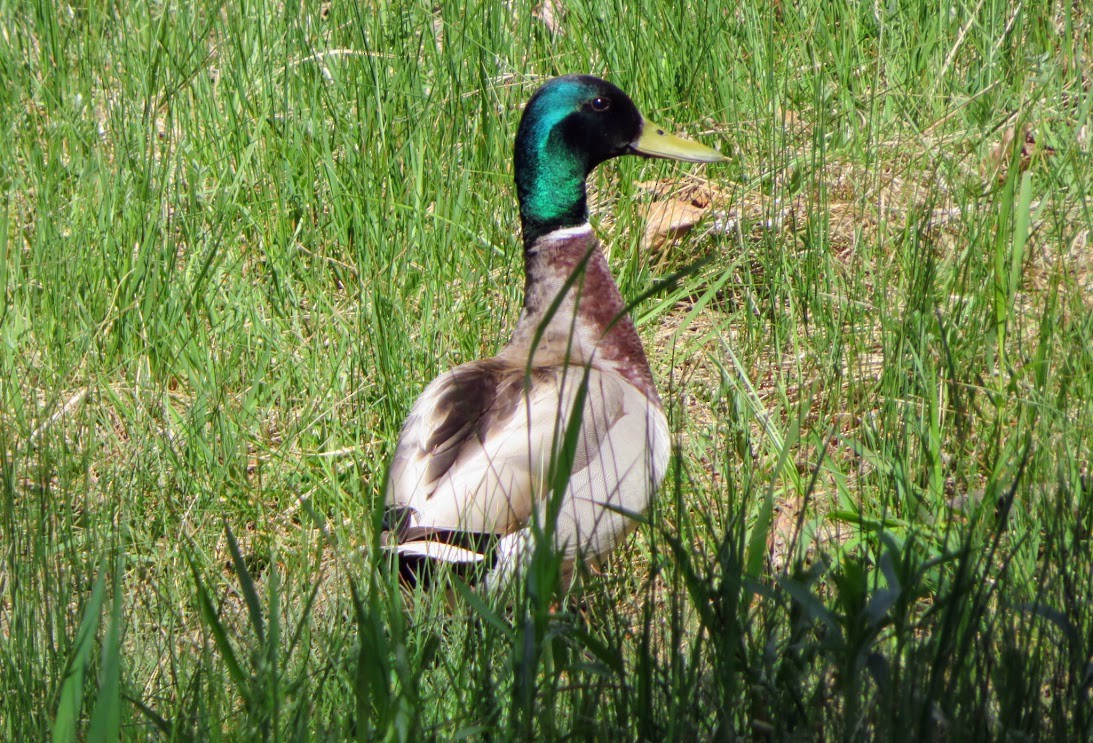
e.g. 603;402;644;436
590;96;611;112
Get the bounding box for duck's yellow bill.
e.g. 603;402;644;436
631;120;727;163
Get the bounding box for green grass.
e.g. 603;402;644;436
2;0;1091;739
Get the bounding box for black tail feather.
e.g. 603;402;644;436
381;506;503;589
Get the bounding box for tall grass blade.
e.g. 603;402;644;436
225;522;266;645
87;557;125;742
52;562;108;743
1008;170;1033;314
186;551;251;708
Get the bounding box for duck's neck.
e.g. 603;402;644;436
514;123;592;245
503;225;661;404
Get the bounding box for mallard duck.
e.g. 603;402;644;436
383;75;725;590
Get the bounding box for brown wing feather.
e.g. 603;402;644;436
420;364;501;485
386;362;638;544
387;359;529;503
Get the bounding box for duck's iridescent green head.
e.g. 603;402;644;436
514;74;725;245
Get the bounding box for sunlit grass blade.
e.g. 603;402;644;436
52;562;108;743
347;574;392;741
186;550;251;709
224;522;266;646
86;557;125;742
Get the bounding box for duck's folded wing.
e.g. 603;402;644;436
384;361;666;571
385;359;548;539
